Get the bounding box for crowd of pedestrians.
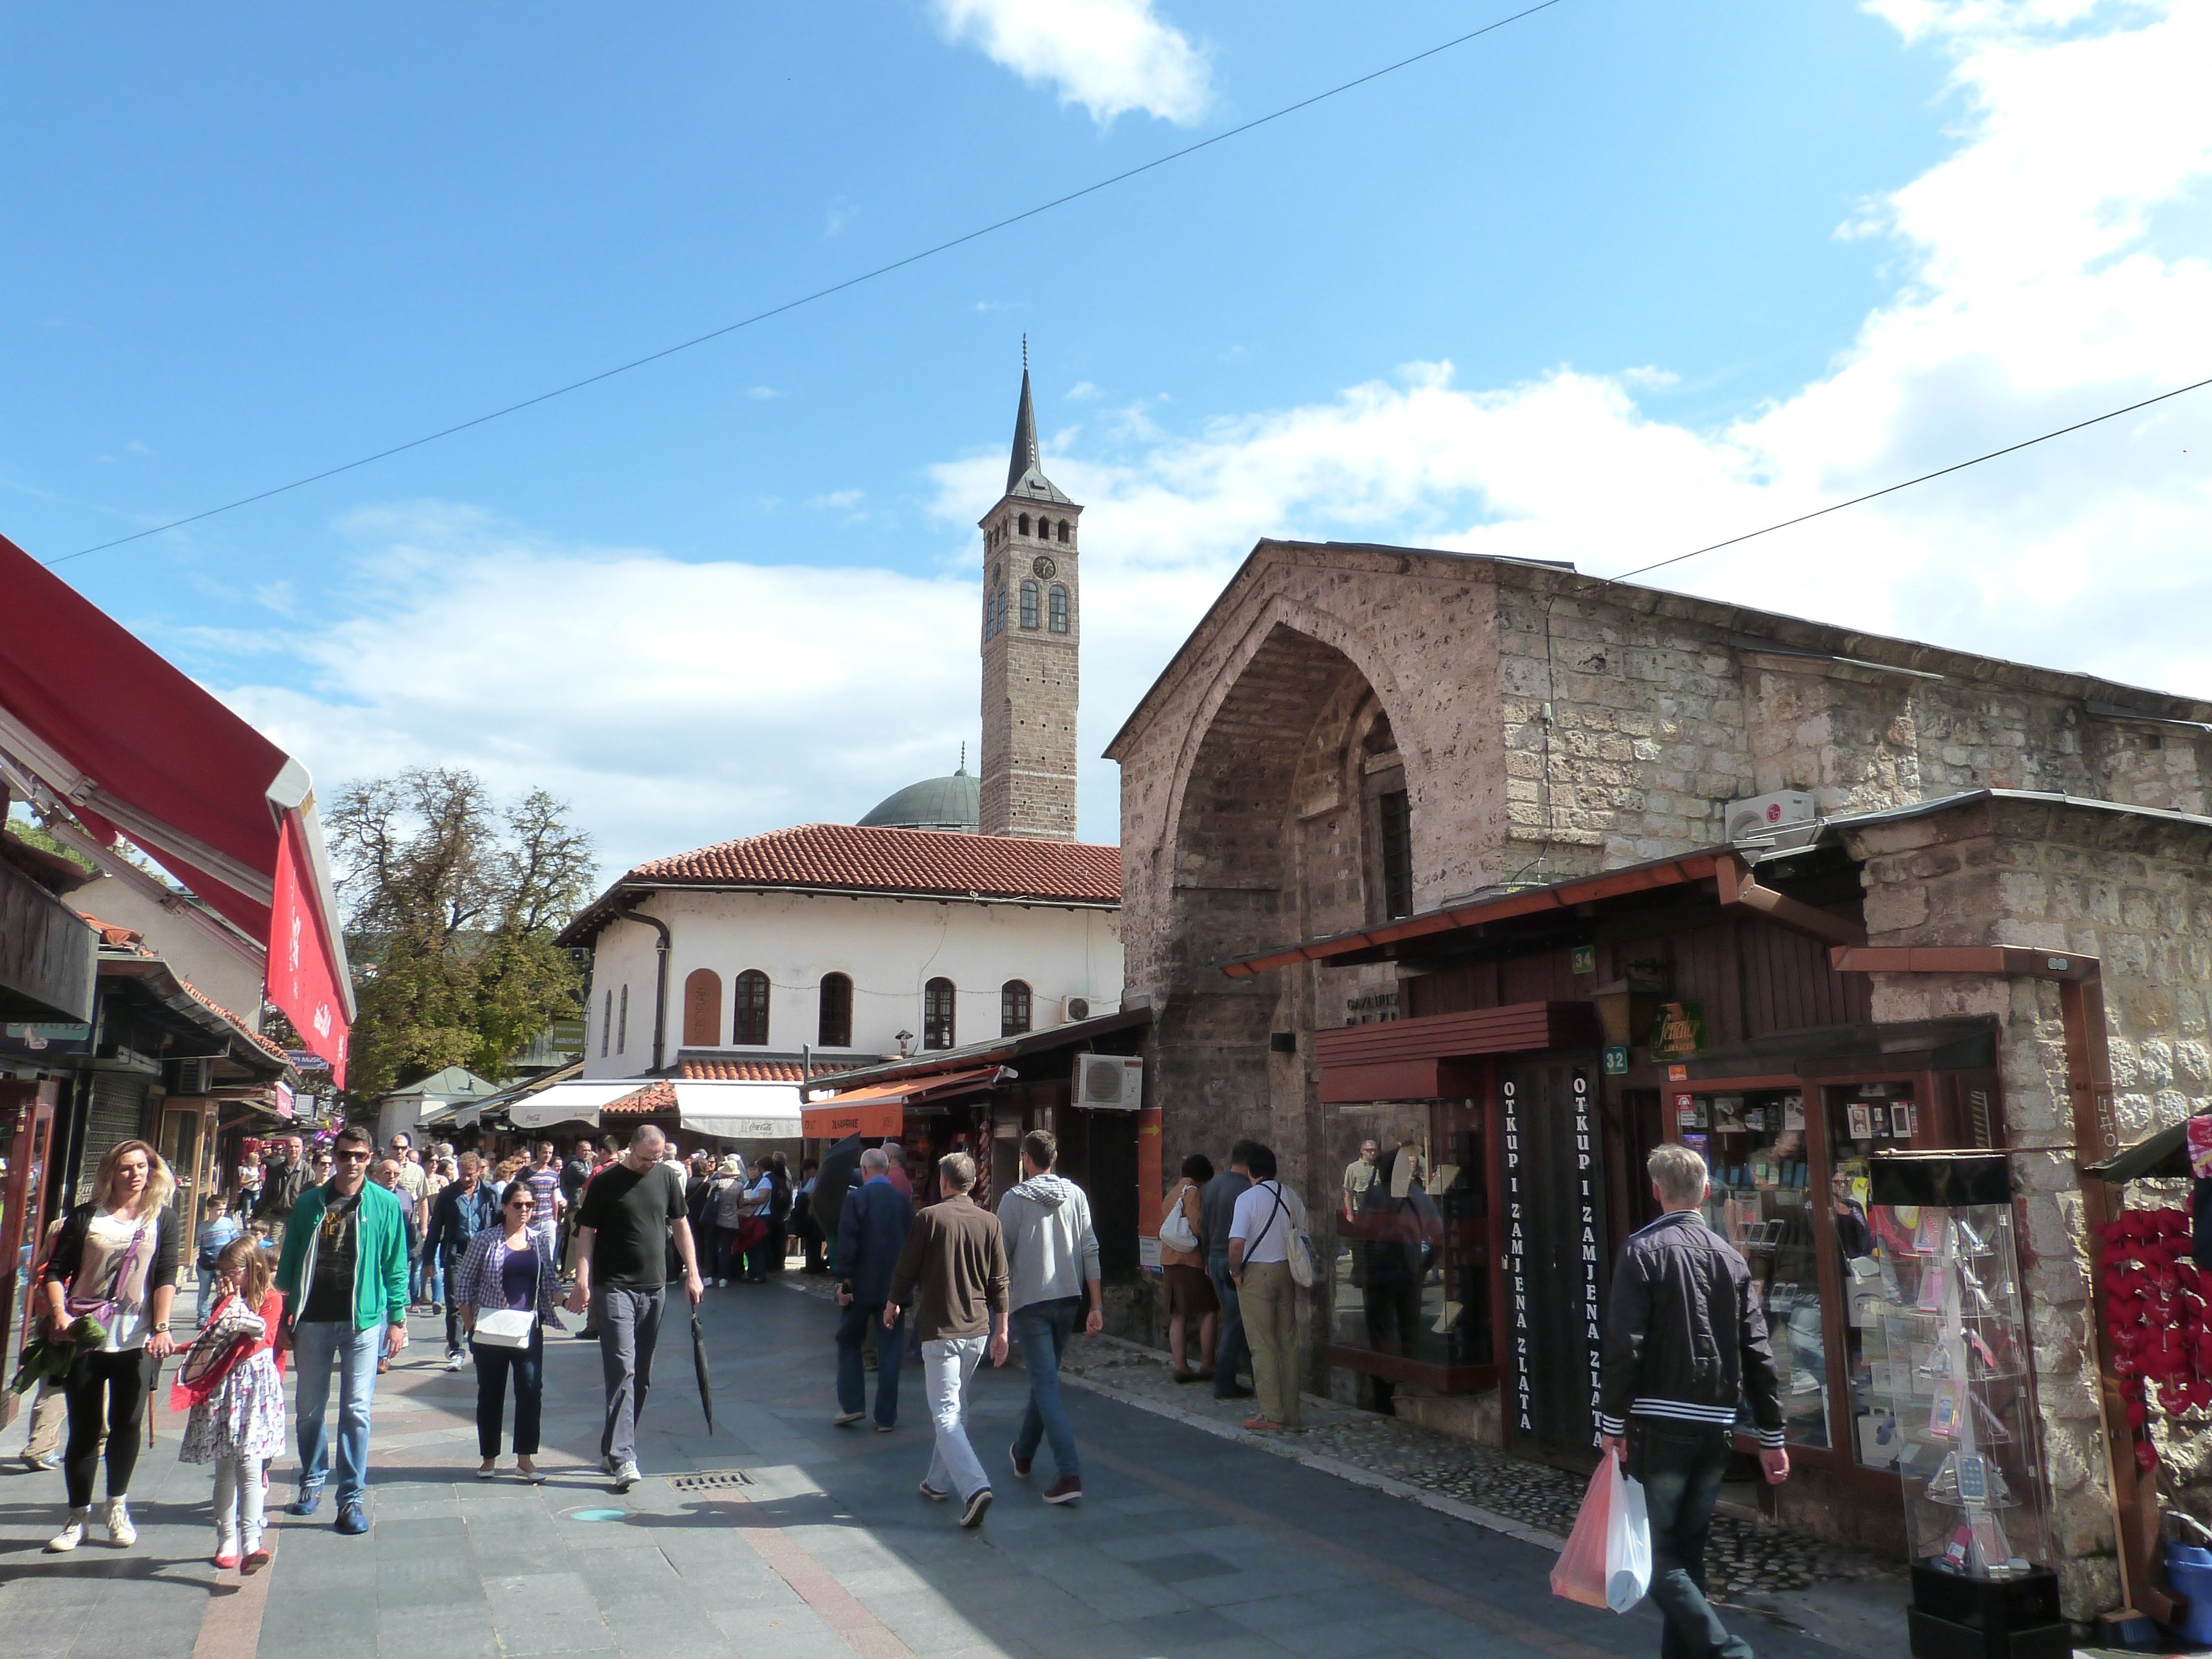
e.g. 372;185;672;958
24;1115;1320;1559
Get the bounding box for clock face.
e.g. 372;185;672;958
1031;555;1056;580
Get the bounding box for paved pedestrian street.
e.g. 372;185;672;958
1;1286;1897;1659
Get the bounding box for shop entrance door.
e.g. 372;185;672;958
0;1081;60;1427
160;1102;212;1238
1496;1056;1608;1465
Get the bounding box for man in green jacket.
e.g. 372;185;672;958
274;1123;411;1536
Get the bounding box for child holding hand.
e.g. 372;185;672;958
172;1236;287;1570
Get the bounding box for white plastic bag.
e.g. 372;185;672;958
1551;1453;1652;1614
1607;1468;1652;1613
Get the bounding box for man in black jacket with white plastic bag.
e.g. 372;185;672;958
1599;1144;1788;1659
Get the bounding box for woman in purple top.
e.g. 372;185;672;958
452;1184;562;1481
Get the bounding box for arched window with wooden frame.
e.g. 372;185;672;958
1000;980;1032;1037
1048;584;1069;634
924;978;956;1050
682;969;723;1048
733;970;771;1046
1020;580;1040;629
818;973;853;1048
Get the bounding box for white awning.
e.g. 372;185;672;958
675;1081;801;1141
507;1082;644;1131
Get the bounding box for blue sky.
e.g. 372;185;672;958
6;1;2209;873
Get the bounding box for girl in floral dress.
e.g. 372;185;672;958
173;1236;287;1571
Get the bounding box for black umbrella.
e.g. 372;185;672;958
690;1311;716;1434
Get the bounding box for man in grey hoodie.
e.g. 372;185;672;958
994;1130;1102;1504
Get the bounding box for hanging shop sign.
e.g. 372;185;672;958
1648;1000;1705;1062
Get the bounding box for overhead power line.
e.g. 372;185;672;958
1610;374;2212;583
50;0;1568;568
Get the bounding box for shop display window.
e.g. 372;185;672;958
1676;1088;1828;1447
1330;1102;1490;1378
1865;1153;2052;1585
1824;1080;1924;1469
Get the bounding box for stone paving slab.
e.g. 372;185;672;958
0;1274;1916;1659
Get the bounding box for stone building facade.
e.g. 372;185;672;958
1104;539;2212;1615
978;363;1082;842
1108;541;2211;1174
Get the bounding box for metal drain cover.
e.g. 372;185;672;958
666;1470;755;1492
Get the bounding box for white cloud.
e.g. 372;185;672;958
931;0;1211;125
208;506;982;878
926;0;2212;779
196;1;2212;860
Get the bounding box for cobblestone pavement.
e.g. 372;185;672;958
1;1273;1902;1659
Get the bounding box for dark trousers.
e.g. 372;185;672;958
799;1212;827;1272
597;1286;665;1465
473;1328;544;1457
442;1251;468;1354
837;1301;902;1426
62;1347;155;1509
1208;1255;1249;1398
1631;1421;1753;1659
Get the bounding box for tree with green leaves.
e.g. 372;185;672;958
328;768;596;1103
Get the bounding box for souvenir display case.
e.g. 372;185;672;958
1866;1152;2068;1659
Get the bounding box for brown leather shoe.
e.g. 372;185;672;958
1043;1477;1082;1505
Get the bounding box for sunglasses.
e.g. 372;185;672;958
336;1149;373;1164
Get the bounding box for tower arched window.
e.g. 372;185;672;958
602;989;612;1057
1020;581;1039;629
1000;980;1032;1037
1048;584;1069;634
682;969;723;1048
924;978;956;1050
618;984;629;1055
1056;519;1069;544
733;970;770;1046
818;973;853;1049
1018;513;1031;536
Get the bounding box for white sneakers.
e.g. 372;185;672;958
104;1498;137;1547
45;1509;88;1553
446;1353;467;1371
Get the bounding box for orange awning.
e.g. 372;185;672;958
800;1065;1009;1138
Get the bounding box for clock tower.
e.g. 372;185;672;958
978;348;1081;841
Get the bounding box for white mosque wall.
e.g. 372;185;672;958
580;886;1123;1079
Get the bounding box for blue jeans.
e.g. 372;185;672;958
415;1250;443;1306
1012;1296;1082;1479
837;1301;902;1426
1208;1256;1249;1399
293;1319;384;1506
1631;1421;1753;1659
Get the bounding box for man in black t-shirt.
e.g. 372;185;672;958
565;1125;703;1491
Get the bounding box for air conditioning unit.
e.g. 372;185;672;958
1066;997;1091;1022
1725;790;1817;845
174;1056;216;1095
1073;1054;1143;1111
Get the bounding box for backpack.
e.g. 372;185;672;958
1157;1182;1199;1254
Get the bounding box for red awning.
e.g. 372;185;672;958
0;532;354;1081
799;1065;1009;1138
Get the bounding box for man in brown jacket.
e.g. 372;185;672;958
884;1151;1009;1527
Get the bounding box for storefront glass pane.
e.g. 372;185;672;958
1824;1079;1923;1469
1329;1103;1489;1378
1679;1088;1827;1447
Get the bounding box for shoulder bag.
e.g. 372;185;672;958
473;1307;536;1348
1256;1185;1317;1289
1158;1182;1200;1253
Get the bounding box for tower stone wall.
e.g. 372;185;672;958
979;364;1082;841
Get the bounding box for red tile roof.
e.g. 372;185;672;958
561;823;1119;946
680;1059;861;1083
601;1079;677;1117
81;911;291;1066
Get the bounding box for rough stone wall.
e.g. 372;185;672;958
1841;796;2212;1619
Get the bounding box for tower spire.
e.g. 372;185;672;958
1004;341;1071;504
